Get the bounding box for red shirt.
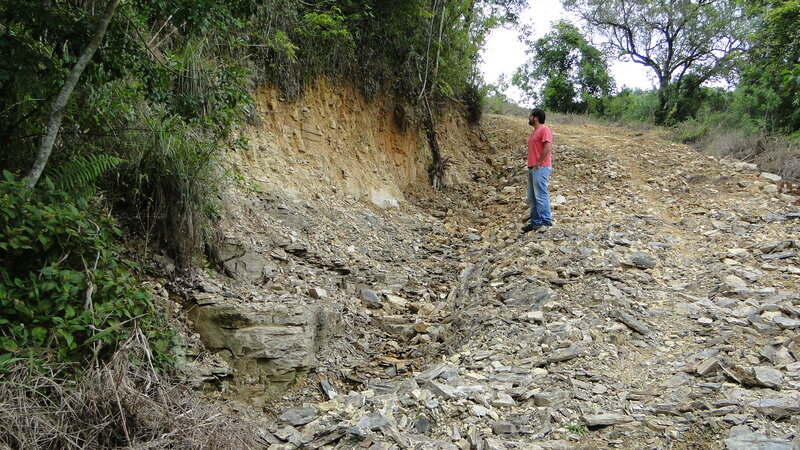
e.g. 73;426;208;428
527;125;553;167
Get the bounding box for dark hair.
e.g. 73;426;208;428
530;108;546;124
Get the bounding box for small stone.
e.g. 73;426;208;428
762;251;797;260
547;344;581;363
628;251;657;269
760;172;783;182
308;287;327;299
385;294;409;309
750;398;800;419
414;364;448;382
361;289;382;308
275;425;301;442
721;275;747;293
471;404;489;417
320;379;338;400
352;413;389;433
491;421;517;435
697;317;713;325
525;310;545;323
193;292;222;306
727;248;749;258
426;380;458;399
772;315;800;329
491;392;516;407
696;357;721;376
724;429;793;450
753;367;784;389
533;389;569;407
664;372;692;388
614;310;651;335
278;407;317;426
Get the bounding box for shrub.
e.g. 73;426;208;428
462;83;484;124
705;132;800;182
0;171;174;364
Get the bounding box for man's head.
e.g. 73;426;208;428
528;108;546;126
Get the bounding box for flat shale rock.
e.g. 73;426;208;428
724;425;794;450
753;367;785;389
278;406;318;426
583;414;635;427
627;251;657;269
613;310;651;335
749;398;800;419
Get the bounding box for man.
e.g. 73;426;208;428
522;108;553;233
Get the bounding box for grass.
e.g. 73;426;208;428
565;423;588;435
0;327;261;449
703;131;800;183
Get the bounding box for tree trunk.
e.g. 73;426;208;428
24;0;121;189
424;97;444;190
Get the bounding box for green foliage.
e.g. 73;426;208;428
737;0;800;133
565;0;751;124
462;83;484;124
115;103;226;265
513;21;613;114
0;0;252;265
0;171;174;364
565;424;588;435
249;0;524;102
48;154;125;194
601;89;659;124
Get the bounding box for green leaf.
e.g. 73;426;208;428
62;332;75;348
31;327;48;343
40;266;59;277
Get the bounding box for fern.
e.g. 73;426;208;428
49;154;125;193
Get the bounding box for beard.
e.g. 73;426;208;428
528;118;534;126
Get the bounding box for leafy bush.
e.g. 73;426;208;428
601;89;660;124
0;171;174;364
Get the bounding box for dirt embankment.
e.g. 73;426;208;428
230;80;487;204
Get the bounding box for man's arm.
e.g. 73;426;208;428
535;141;552;168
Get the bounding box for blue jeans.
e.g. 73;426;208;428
527;166;552;226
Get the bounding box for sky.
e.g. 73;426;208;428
480;0;654;107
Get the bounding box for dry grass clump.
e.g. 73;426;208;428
549;111;596;126
0;328;261;449
706;131;800;183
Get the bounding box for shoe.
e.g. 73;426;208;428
521;223;541;233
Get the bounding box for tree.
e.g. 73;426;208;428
513;21;613;113
24;0;120;189
564;0;751;124
738;0;800;133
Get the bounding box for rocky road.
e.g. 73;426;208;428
184;114;800;449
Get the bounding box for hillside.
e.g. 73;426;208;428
169;98;800;448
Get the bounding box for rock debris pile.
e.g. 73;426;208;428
180;115;799;449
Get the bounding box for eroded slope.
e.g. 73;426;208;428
177;109;799;449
